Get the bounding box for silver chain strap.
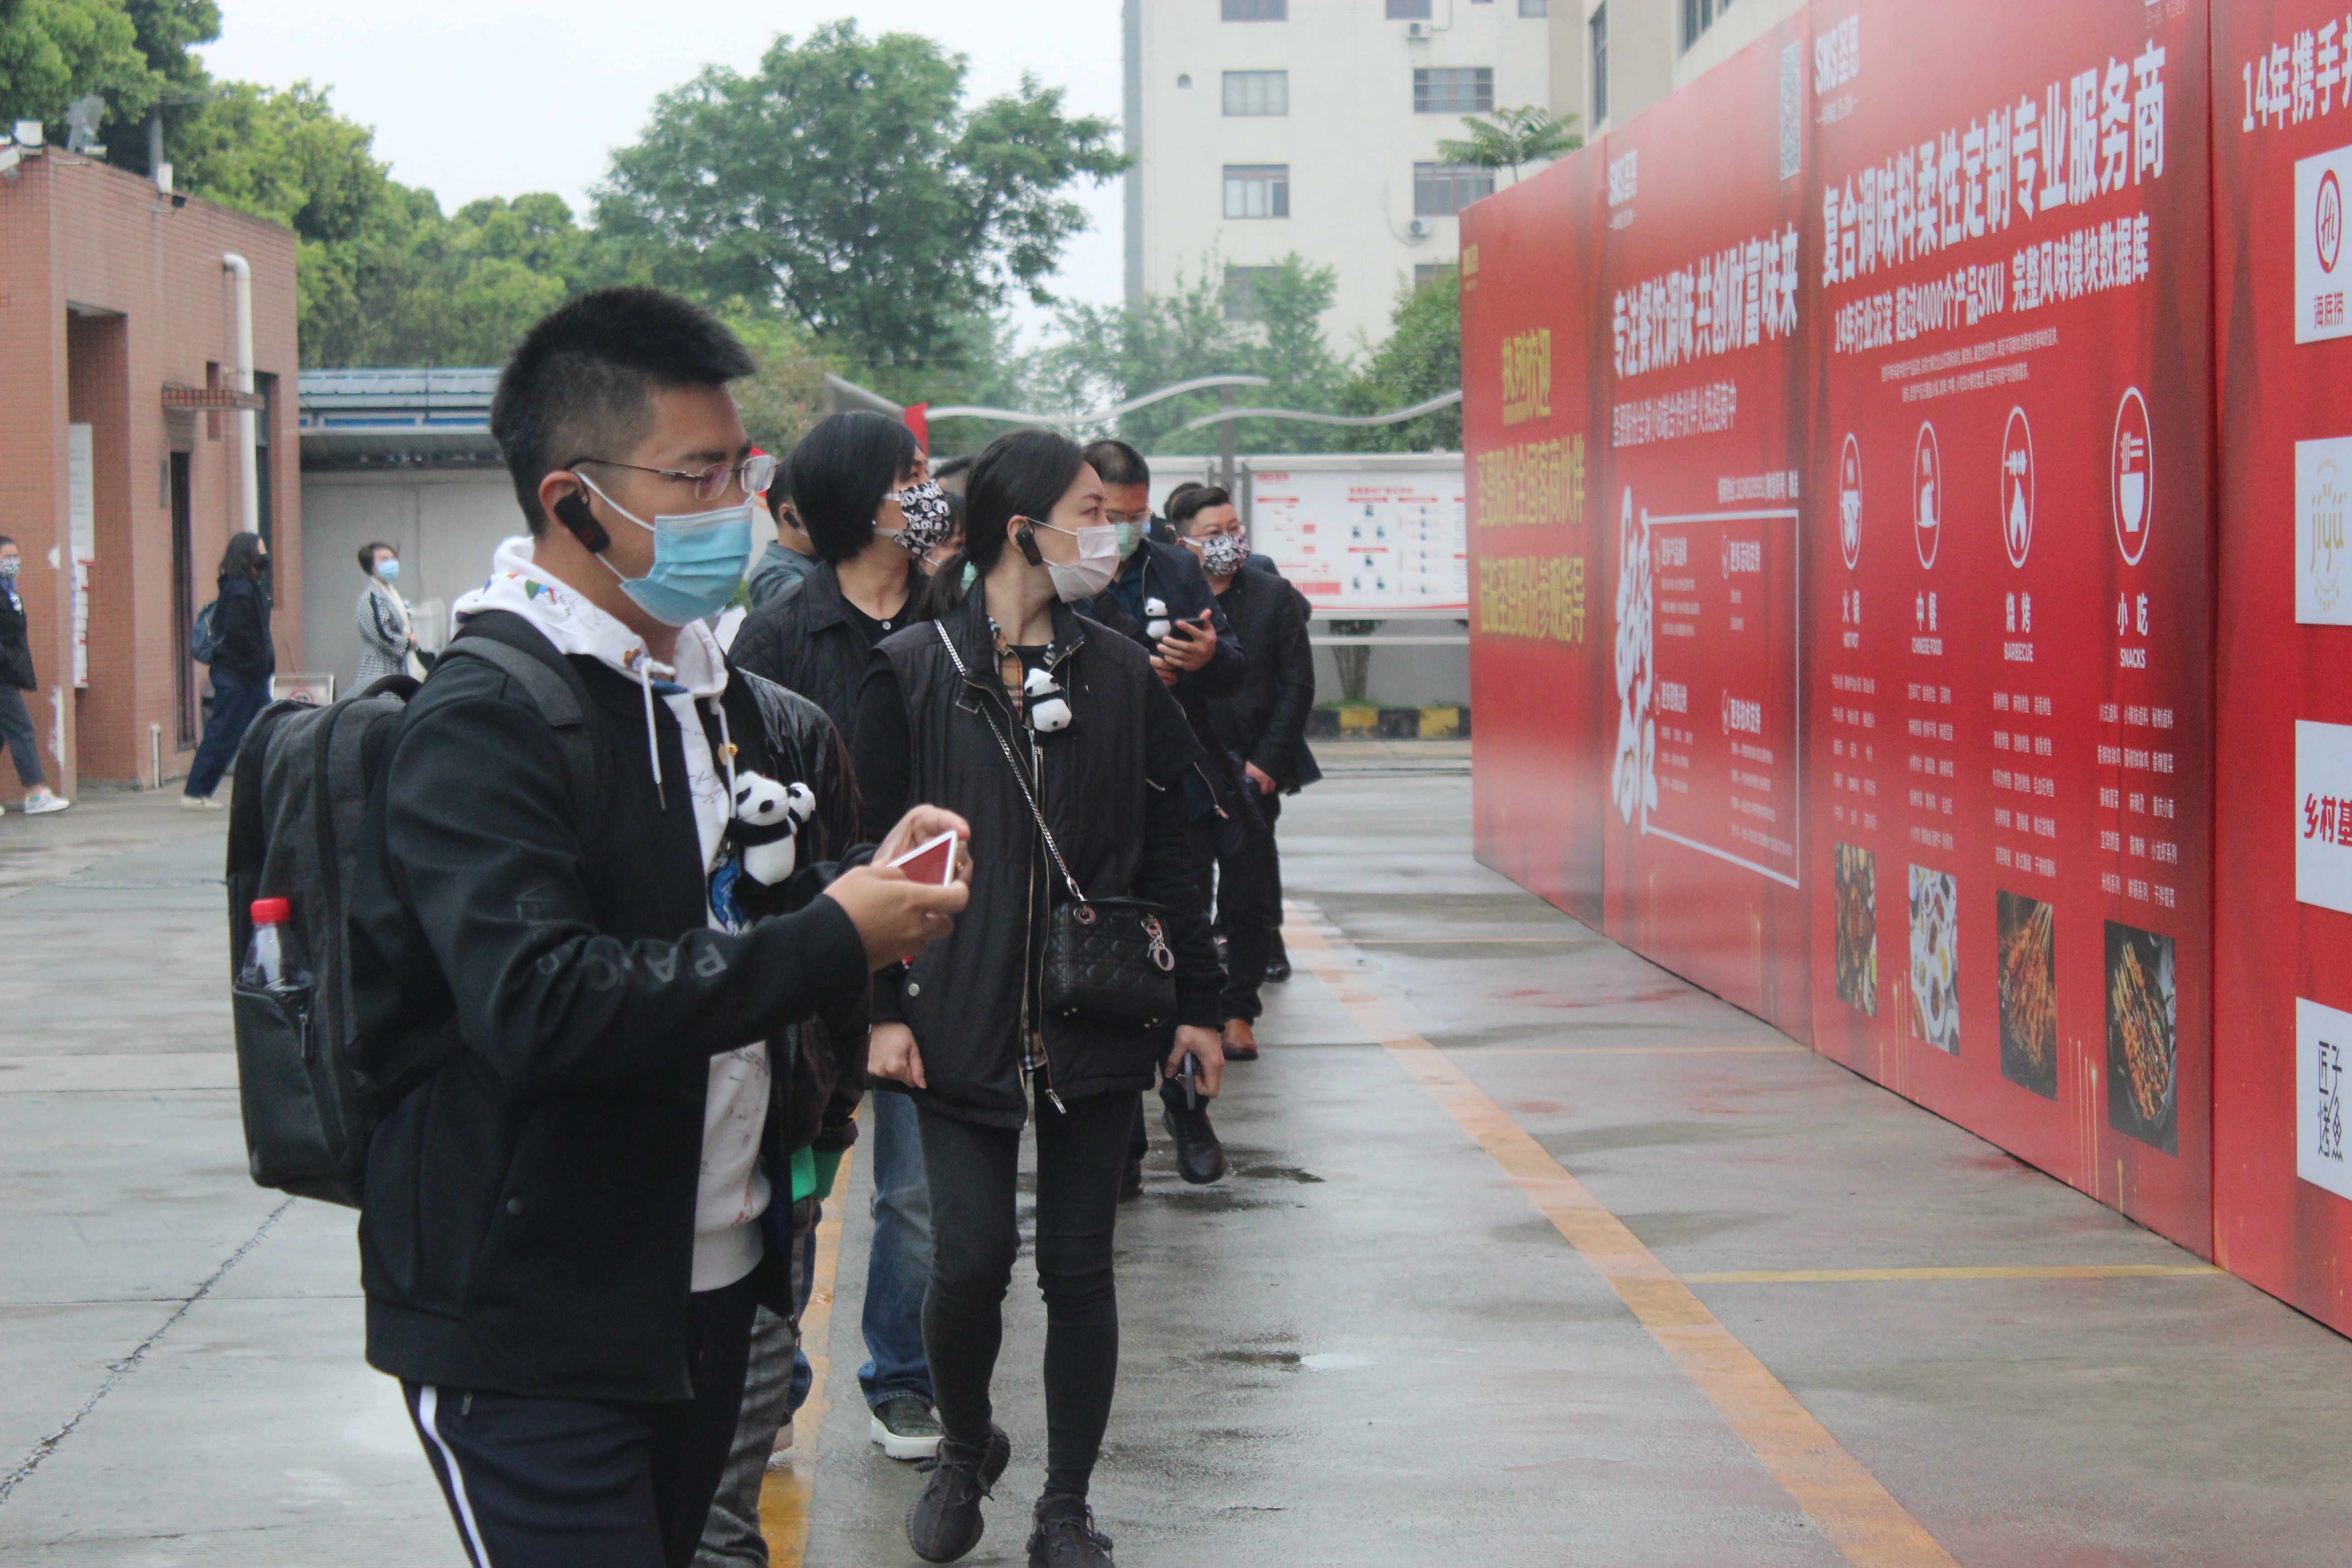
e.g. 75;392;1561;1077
934;622;1088;903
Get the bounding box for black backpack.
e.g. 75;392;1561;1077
224;614;596;1206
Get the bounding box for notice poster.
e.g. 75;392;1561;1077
1595;17;1813;1032
2210;0;2352;1333
1807;0;2213;1246
1250;468;1467;616
1465;152;1608;922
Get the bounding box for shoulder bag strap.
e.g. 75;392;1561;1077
933;621;1087;903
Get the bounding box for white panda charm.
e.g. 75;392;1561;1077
1143;596;1171;642
1023;666;1073;734
728;770;818;885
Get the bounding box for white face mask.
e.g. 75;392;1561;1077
1033;521;1122;603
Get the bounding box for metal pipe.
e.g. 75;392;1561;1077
221;254;258;533
150;721;161;790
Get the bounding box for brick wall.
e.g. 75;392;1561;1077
0;153;300;794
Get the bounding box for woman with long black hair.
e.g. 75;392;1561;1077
853;430;1224;1568
184;530;274;809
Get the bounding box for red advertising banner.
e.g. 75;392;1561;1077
2210;0;2352;1333
1594;15;1815;1038
1465;153;1608;924
1805;0;2214;1248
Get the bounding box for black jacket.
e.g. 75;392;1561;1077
347;611;871;1403
730;557;924;752
211;574;275;683
0;578;33;691
1206;567;1316;790
1086;539;1245;702
853;593;1220;1128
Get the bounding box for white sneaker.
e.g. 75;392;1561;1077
180;794;222;812
20;791;67;815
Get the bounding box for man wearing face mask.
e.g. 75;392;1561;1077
346;288;971;1568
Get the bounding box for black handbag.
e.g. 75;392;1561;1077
934;623;1178;1030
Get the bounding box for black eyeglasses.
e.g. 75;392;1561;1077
573;453;777;504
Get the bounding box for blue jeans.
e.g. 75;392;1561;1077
858;1090;934;1409
186;670;269;798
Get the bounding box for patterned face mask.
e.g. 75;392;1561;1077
1196;531;1250;577
887;480;956;557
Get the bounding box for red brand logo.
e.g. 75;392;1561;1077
2322;170;2343;275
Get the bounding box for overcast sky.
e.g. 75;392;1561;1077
201;0;1126;340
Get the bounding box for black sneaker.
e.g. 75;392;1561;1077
1027;1494;1115;1568
1158;1084;1227;1185
1264;955;1291;983
870;1393;943;1461
906;1425;1011;1563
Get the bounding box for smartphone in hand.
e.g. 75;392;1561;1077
887;830;958;887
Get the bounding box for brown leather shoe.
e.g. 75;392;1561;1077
1222;1019;1259;1062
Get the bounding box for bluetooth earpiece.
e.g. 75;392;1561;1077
1012;519;1044;566
553;490;610;553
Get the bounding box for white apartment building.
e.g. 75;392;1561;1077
1121;0;1804;356
1123;0;1558;352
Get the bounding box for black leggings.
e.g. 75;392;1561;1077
918;1090;1130;1500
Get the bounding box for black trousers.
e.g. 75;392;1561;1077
919;1090;1130;1500
0;685;41;788
404;1274;760;1568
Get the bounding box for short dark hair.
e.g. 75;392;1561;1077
1168;485;1232;534
0;535;16;552
358;541;396;574
220;531;268;581
930;454;975;481
789;412;921;563
921;430;1087;618
490;287;754;535
1081;439;1149;490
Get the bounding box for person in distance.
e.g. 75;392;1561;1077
346;287;968;1568
854;430;1224;1568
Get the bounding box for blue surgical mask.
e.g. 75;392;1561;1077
376;558;400;582
577;473;756;627
1112;521;1144;560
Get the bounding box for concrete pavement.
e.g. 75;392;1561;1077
2;757;2349;1565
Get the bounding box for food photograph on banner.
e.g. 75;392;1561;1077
1463;148;1609;924
1806;0;2212;1245
2210;0;2352;1334
1595;12;1813;1038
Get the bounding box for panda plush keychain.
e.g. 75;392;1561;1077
1023;666;1073;734
1143;596;1172;642
726;769;817;885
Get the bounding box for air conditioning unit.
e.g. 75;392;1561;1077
1405;21;1434;39
1407;217;1434;239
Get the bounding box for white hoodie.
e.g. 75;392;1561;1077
452;537;770;1294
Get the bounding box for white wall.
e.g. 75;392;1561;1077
1136;0;1556;352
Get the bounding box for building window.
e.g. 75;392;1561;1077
1225;266;1283;319
1414;263;1458;287
1413;67;1494;114
1223;70;1288;116
1519;0;1548;13
1224;165;1291;219
1682;0;1729;51
1387;0;1433;17
1222;0;1285;18
1413;163;1494;216
1590;5;1608;122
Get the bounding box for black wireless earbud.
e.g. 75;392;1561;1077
553;490;609;553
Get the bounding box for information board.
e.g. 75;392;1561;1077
2209;0;2352;1333
1804;0;2214;1248
1250;468;1467;616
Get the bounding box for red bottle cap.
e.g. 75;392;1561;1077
250;897;291;924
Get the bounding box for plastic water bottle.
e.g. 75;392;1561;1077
240;897;309;991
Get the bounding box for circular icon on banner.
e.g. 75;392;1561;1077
2001;407;2035;568
1840;434;1862;569
1912;422;1942;568
2112;387;2153;565
2321;170;2344;274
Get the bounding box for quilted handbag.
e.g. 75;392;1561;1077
934;624;1179;1031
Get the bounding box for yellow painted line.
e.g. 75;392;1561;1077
1685;1265;2225;1284
1285;910;1960;1568
759;1146;854;1568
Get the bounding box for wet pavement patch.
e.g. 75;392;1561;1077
1234;1163;1324;1183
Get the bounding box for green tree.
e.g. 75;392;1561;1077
1334;270;1461;453
1032;255;1347;455
0;0;159;137
594;20;1124;376
1436;104;1583;183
